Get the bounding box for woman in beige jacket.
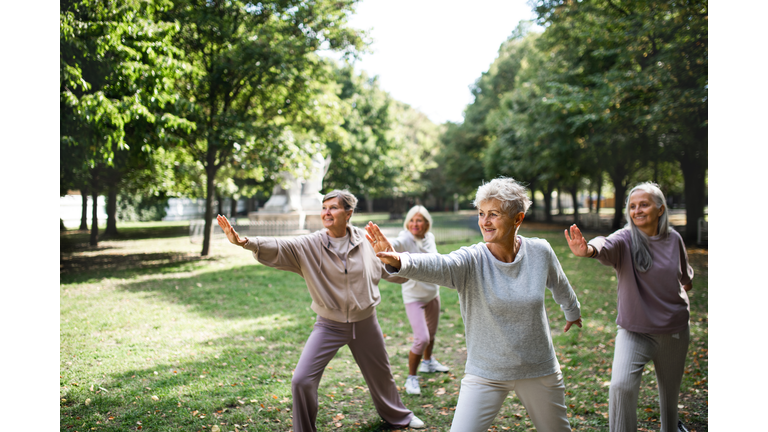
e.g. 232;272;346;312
217;189;425;432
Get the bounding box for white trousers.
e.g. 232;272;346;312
450;371;571;432
609;325;690;432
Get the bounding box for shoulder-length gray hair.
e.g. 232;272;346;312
403;205;433;232
625;182;669;273
473;177;532;218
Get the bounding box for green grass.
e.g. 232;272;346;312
60;222;708;431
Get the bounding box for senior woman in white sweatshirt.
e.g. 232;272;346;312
366;177;582;432
389;205;450;395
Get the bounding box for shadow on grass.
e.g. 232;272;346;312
60;251;204;278
61;225;189;252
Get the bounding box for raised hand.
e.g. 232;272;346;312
365;222;402;269
217;214;248;247
564;224;591;257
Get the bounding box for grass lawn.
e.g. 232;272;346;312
60;220;708;431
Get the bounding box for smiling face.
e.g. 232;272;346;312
628;190;664;236
407;213;429;239
321;197;352;237
477;199;521;246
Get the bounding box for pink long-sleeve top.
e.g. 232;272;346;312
589;228;694;334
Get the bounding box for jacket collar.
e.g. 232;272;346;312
323;225;363;248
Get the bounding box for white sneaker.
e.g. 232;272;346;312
408;415;426;429
418;358;449;373
404;375;421;395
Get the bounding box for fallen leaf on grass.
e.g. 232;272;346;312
151;395;159;401
85;398;91;406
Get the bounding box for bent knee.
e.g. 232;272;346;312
411;338;429;355
609;377;638;398
291;373;316;393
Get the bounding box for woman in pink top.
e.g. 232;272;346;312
565;182;694;432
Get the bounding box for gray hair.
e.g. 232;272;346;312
403;205;433;232
473;177;532;218
322;189;358;211
625;182;669;273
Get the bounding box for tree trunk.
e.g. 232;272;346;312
90;188;99;246
528;181;537;221
216;191;223;217
61;219;67;231
596;175;603;214
609;170;628;230
679;153;707;245
544;186;553;223
79;188;89;230
556;188;563;215
365;193;374;213
105;185;118;237
201;157;219;256
230;197;238;218
570;185;579;225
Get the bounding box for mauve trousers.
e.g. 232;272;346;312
291;312;414;432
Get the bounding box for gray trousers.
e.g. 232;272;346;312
609;325;690;432
291;312;413;432
450;371;571;432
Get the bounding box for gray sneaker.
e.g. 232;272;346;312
404;375;421;395
677;420;689;432
419;358;449;373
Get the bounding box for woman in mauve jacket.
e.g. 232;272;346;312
565;182;694;432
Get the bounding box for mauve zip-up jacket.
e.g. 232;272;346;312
242;225;407;323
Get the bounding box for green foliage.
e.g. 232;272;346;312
161;0;366;255
436;1;706;235
116;192;169;222
60;0;185;168
324;64;440;201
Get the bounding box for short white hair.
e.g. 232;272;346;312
403;205;433;232
473;177;532;218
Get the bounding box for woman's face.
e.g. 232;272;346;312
321;197;351;235
477;199;519;246
407;213;429;239
628;191;664;235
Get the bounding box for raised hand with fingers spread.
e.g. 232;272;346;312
365;222;402;269
564;224;592;257
216;214;248;247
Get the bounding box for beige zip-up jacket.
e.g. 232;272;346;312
243;225;407;323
